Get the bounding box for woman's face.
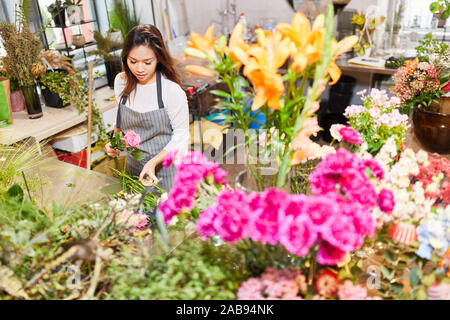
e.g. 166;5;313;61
127;45;158;85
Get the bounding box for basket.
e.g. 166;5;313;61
93;156;126;177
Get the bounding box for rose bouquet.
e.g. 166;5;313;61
341;88;409;156
183;5;357;188
110;129;144;161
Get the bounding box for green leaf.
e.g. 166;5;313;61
409;268;420;287
7;184;24;201
430;2;440;12
209;90;231;99
383;250;396;264
422;274;436;287
442;7;450;19
381;265;393;280
130;149;145;161
391;283;404;293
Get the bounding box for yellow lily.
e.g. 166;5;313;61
327;35;358;85
185;24;218;61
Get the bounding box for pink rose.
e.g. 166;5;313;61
124;130;140;148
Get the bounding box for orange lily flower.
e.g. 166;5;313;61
277;13;325;73
185;65;217;77
186;24;218;61
240;30;291;110
226;23;250;66
327;35;358;85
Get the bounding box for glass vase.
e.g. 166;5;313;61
20;85;43;119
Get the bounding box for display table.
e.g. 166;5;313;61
0;86;116;145
336;58;397;88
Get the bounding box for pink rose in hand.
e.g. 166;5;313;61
124;130;140;148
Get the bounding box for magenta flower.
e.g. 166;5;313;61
365;158;384;179
317;241;347;265
196;205;217;240
338;126;362;146
377;188;395;213
162;150;178;169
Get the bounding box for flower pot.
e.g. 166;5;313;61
107;30;123;45
51;7;66;27
10;90;26;112
105;58;122;89
72;34;86;48
20;85;43;119
413;104;450;154
67;5;84;24
39;69;70;109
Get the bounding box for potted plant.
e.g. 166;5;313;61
106;27;123;45
38;69;70;108
109;0;140;39
47;0;66;27
65;0;84;24
90;30;122;88
391;34;450;153
0;21;44;119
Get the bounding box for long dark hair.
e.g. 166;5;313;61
120;24;181;96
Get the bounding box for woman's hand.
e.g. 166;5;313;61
139;160;159;186
105;142;120;158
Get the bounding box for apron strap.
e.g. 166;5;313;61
116;94;128;130
156;70;165;109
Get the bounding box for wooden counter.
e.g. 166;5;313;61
0;86;116;145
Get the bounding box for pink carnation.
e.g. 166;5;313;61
196;205;217;240
279;214;318;257
338;126;363;146
123;129;140;148
377;188;395;213
317;241;347;265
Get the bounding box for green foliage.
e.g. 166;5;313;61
430;0;450;19
90;30;122;62
109;0;140;39
14;0;32;29
415;33;450;78
38;70;109;143
290;158;321;195
105;239;246;300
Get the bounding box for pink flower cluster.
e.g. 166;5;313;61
197;149;392;265
237;267;306;300
338;126;363;145
158;151;228;224
337;280;382;300
415;154;450;205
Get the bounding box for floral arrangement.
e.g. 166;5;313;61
391;59;448;114
161;149;393;266
237;266;382;300
184;5;358;188
341;88;409;156
110;129;144;161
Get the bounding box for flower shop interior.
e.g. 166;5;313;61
0;0;449;301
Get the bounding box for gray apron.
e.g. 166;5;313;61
116;70;176;191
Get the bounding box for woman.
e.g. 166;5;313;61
105;24;189;191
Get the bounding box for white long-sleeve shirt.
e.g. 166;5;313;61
114;73;190;156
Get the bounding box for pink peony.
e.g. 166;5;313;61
377;188;395;213
338;126;363;146
162;150;178;169
124;129;140;148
